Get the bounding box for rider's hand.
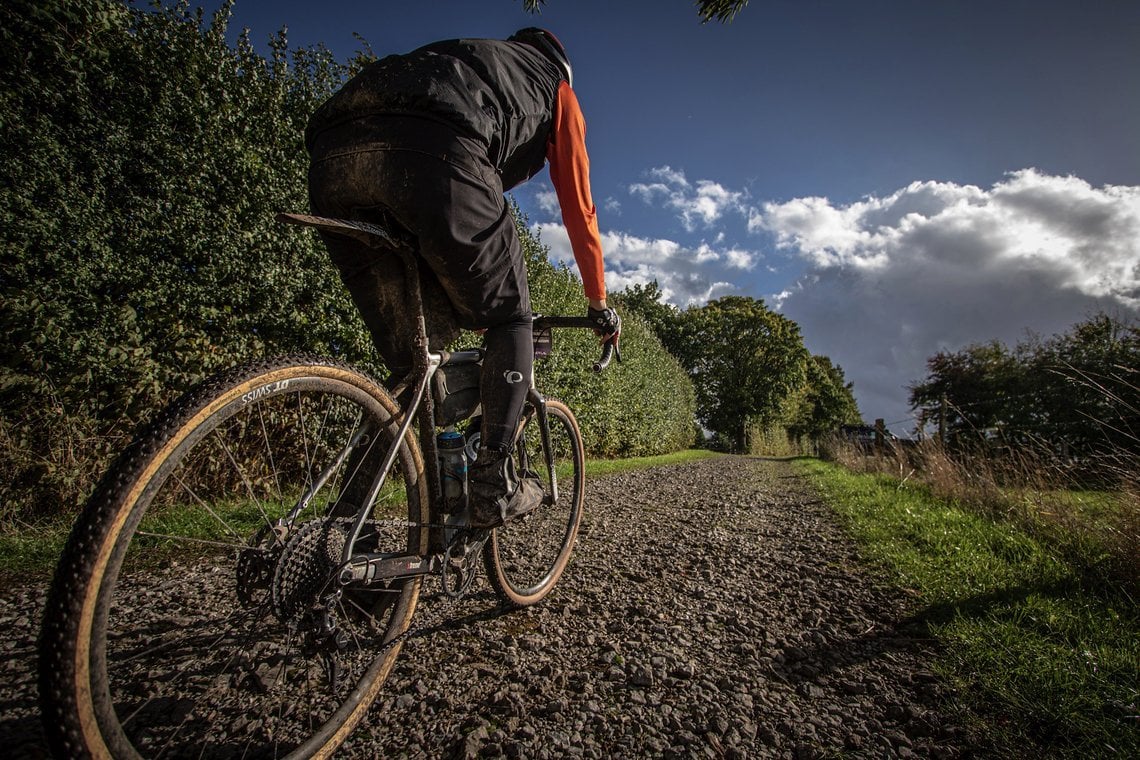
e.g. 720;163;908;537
588;306;621;345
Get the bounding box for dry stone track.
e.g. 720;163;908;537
0;456;969;758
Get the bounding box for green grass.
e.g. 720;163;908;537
796;458;1139;758
584;448;719;478
1006;486;1132;547
0;523;71;580
2;449;720;582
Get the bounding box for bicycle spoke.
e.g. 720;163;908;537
42;361;428;758
213;427;277;530
257;401;283;502
168;472;252;546
133;531;255;552
113;590;265;727
296;391;314;496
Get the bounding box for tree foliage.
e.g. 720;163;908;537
787;355;863;441
0;0;696;521
683;296;809;450
908;313;1140;458
622;283;860;452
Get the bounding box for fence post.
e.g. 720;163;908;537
938;394;947;447
874;418;886;456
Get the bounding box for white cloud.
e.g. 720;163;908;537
756;169;1140;430
647;165;690;188
528;165;1140;432
725;248;757;270
630;165;748;232
535;189;559;216
532;222;753;306
694;243;720;264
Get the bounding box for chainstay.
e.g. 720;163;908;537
371;518;457;531
323;529;493;680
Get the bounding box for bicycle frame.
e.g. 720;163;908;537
38;213;604;760
275;212;607;581
339;240;464;568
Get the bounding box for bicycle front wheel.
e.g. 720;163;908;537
483;399;584;607
39;357;428;759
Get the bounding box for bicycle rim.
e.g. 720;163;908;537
484;399;584;606
39;357;428;759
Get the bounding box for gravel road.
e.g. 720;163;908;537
1;456;970;758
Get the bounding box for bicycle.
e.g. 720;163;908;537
38;212;617;759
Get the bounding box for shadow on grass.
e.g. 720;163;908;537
783;577;1138;755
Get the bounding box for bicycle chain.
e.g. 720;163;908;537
267;516;491;691
340;542;492;674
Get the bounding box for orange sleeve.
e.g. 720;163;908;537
547;81;606;301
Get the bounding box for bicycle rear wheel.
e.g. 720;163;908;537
39;357;428;759
483;399;584;607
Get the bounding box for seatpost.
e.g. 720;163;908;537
395;248;446;521
394;249;427;361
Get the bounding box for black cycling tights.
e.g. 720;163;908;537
479;316;534;454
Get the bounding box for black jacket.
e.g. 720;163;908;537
305;38;567;190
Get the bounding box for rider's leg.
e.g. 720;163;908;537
413;212;542;527
464;314;544;527
377;146;543;527
478;315;533;452
308;117;542;526
307;128;462;376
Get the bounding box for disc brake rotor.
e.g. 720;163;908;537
235;526;282;609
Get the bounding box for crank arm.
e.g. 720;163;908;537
339;553;443;585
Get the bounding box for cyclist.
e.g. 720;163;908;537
305;28;620;528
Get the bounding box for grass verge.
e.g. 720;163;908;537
584;448;719;479
795;458;1139;758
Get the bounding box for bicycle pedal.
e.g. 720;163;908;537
443;527;487;560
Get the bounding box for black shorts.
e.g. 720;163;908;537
308;115;531;370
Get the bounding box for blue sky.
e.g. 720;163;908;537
218;0;1140;433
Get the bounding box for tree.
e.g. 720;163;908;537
520;0;750;23
622;284;861;451
909;341;1024;443
787;356;862;442
1031;314;1140;455
0;0;699;522
681;296;809;451
908;313;1140;458
618;280;688;357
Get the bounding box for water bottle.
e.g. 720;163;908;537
437;429;467;511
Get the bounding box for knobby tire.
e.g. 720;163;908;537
38;357;429;759
483;399;584;607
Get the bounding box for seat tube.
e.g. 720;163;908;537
397;248;446;520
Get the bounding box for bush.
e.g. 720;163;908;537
1;0;359;520
1;0;697;523
518;214;696;458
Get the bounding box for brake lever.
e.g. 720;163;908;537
593;338;621;373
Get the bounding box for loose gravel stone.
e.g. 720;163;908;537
1;457;969;757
